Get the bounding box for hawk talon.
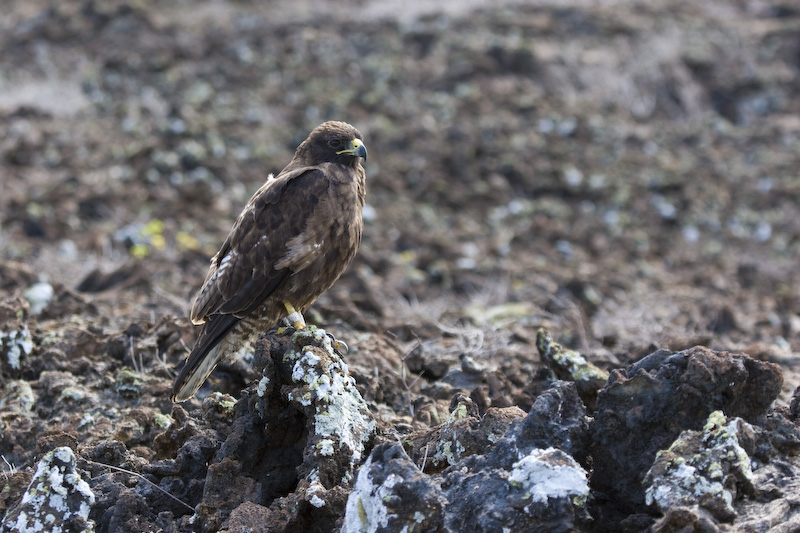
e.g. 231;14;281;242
334;340;349;356
326;332;349;356
275;325;296;336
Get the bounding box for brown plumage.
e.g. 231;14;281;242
171;121;367;402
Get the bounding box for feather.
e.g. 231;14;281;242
172;121;367;402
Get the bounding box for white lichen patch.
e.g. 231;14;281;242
644;410;755;518
306;477;327;508
207;391;237;414
285;326;376;486
23;282;54;315
342;455;400;533
431;438;467;468
317;438;335;457
309;494;325;508
312;365;375;482
508;447;590;508
5;446;96;532
1;327;34;370
292;350;321;382
256;375;270;397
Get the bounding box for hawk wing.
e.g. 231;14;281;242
190;166;329;324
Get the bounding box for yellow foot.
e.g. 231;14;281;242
283;301;306;330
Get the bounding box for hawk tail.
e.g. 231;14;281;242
171;314;241;402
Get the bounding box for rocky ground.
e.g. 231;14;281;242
2;0;800;531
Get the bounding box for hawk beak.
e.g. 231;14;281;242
337;139;368;160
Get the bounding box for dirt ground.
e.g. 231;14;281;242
2;0;800;531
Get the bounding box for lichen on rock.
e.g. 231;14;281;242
0;329;33;372
114;367;145;399
644;410;757;523
536;328;609;411
193;326;377;531
2;446;96;533
403;395;526;473
344;381;592;532
0;298;34;373
536;328;609;385
22;282;54;316
591;345;782;518
509;447;589;508
284;326;376;486
342;442;446;533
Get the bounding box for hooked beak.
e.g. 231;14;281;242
337;138;368;160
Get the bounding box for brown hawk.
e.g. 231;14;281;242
171;121;367;402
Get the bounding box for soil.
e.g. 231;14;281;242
2;1;800;532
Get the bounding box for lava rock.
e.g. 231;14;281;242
440;382;592;532
591;345;783;522
536;328;609;412
2;446;96;533
194;326;376;531
343;380;592;532
342;442;447;533
404;395;526;474
0;297;33;376
442;445;591;532
644;410;757;524
504;380;592;465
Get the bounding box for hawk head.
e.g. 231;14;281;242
295;121;367;167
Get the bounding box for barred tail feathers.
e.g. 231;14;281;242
171;314;241;402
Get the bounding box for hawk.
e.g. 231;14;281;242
171;121;367;402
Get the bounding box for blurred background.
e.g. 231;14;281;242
2;0;799;383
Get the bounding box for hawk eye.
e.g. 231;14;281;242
328;139;342;148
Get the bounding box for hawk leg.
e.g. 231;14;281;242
278;301;348;355
283;301;306;330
